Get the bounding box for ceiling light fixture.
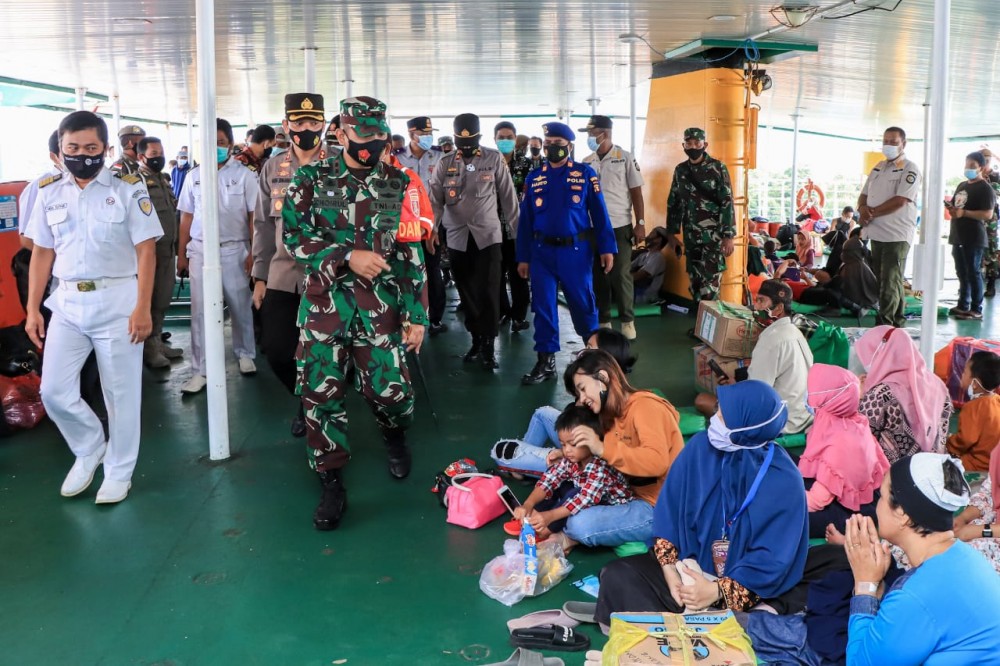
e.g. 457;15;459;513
112;17;153;24
769;4;819;28
709;15;738;21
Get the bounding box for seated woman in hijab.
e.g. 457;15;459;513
794;231;817;270
799;364;890;540
844;454;1000;664
821;228;847;276
855;327;953;463
797;236;878;319
595;380;809;626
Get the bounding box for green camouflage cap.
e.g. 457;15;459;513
684;127;706;141
340;96;391;138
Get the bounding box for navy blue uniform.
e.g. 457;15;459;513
516;161;617;353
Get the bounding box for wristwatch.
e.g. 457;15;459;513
984;524;994;538
854;582;878;596
636;219;645;226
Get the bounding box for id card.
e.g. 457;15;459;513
711;539;730;577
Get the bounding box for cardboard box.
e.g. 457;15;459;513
608;611;755;665
693;345;751;395
695;300;760;358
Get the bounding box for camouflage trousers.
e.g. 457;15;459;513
983;217;1000;281
684;242;726;302
296;317;414;472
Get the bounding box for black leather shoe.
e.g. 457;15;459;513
291;405;307;438
511;319;530;333
314;470;348;530
429;321;448;336
383;427;412;480
481;338;499;371
463;336;482;363
987;279;996;298
521;353;556;385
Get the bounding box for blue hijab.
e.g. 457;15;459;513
652;380;809;599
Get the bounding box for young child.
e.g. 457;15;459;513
947;351;1000;471
512;404;633;547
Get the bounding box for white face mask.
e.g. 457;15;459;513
707;404;787;452
882;144;901;160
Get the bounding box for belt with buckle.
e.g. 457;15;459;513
60;276;136;292
534;230;594;247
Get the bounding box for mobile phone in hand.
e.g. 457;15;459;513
497;485;522;516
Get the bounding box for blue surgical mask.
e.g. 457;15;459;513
417;135;435;151
216;146;229;163
587;136;600;152
965;169;980;181
177;157;188;167
496;139;515;155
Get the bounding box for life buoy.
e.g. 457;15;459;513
796;179;825;214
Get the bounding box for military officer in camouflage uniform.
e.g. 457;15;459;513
979;148;1000;297
282;97;428;531
136;136;184;368
664;127;736;304
111;125;146;177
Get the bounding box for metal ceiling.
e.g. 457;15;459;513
0;0;993;139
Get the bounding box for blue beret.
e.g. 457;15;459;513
542;122;575;142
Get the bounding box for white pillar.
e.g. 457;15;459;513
789;113;801;224
629;43;637;155
187;112;195;161
75;87;87;111
919;0;951;366
112;93;122;159
195;0;231;460
304;47;317;92
920;90;932;245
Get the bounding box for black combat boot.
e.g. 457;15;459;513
463;335;482;363
481;337;499;371
382;427;412;480
521;352;556;385
291;403;306;438
314;469;348;531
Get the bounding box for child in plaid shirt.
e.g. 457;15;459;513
513;404;634;540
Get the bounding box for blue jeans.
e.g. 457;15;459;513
564;499;655;547
953;244;985;313
490;406;560;477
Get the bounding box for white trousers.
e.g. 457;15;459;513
187;240;256;375
41;280;142;482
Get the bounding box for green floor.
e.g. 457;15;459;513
0;288;995;665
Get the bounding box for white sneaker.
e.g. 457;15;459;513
181;374;207;394
60;444;108;497
621;321;637;340
95;479;131;504
238;357;257;375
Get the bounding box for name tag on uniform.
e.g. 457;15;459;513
480;173;494;182
315;196;347;207
371;201;402;213
45;203;68;211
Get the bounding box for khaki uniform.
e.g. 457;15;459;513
140;167;178;342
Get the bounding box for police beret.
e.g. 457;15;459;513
542;122;575;142
684;127;706;141
118;125;145;138
578;115;612;132
453;113;481;139
407;116;436;132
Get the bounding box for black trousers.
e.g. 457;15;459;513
450;236;502;338
499;237;530;321
424;239;446;324
260;288;300;395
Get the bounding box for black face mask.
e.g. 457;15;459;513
262;147;273;160
684;148;705;161
346;138;388;169
455;139;480;159
529;146;541;157
289;128;322;150
144;156;166;173
545;144;569;163
63;153;104;180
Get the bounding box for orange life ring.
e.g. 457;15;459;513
796;179;825;213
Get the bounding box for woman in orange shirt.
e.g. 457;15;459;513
553;350;684;551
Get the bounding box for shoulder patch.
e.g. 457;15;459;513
905;172;916;184
138;197;153;216
38;173;64;188
118;173;142;185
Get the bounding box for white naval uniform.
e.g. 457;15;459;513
177;159;257;376
25;167;162;483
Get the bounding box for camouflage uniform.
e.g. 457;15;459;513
282;97;428;472
983;175;1000;294
111;125;146;177
665;128;735;302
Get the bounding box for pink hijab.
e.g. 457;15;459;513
855;325;949;453
799;364;889;511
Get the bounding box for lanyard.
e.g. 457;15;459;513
721;443;775;541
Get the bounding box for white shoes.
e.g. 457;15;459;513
60;444;108;497
181;374;207;394
238;357;257;375
621;321;637;340
598;322;613;330
95;479;131;504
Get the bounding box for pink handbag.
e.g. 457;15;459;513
445;473;506;529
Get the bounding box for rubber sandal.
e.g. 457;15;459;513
613;541;649;558
482;647;566;666
507;609;580;633
562;601;597;624
510;625;590;652
503;518;522;536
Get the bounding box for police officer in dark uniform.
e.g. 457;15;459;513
516;122;616;384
